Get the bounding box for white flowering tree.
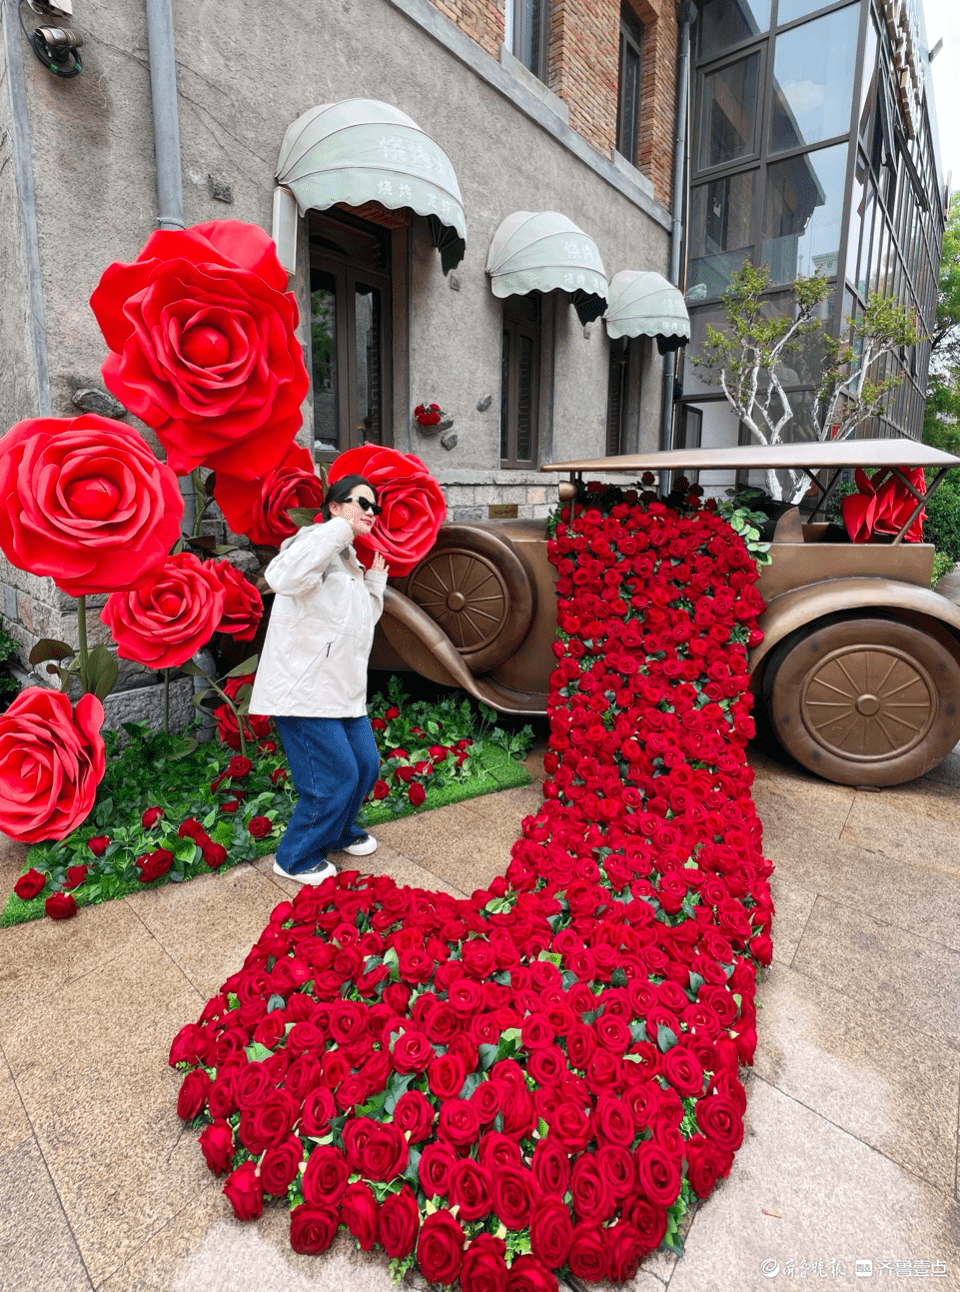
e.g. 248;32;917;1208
692;261;922;501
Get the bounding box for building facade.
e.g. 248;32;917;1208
677;0;946;487
0;0;687;709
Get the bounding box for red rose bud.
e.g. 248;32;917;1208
372;779;390;800
227;756;253;779
220;801;240;815
269;767;287;784
223;1159;264;1222
199;1119;235;1176
141;807;164;828
178;818;204;838
202;842;228;869
247;816;272;839
370;717;387;731
13;868;47;901
86;835;110;857
229;787;248;801
210;772;229;793
385;706;400;720
63;864;89;890
408;783;426;807
258;739;277;755
45;892;78;920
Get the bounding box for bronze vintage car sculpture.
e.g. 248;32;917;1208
370;440;960;788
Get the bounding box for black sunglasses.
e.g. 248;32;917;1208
346;495;382;515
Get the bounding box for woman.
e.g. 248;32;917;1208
248;474;388;884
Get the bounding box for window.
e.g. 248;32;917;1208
616;4;644;167
761;141;847;282
509;0;550;82
698;0;769;58
500;295;542;468
308;209;394;462
768;5;859;154
699;53;761;170
689;169;757;297
606;338;630;456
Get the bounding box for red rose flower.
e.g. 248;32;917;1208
378;1186;420;1258
0;415;183;595
506;1255;559;1292
0;689;105;843
87;835;111;857
202;842;228;868
416;1209;465;1286
199;1119;235;1175
90;220;309;480
214;441;326;547
327;445;446;576
214;673;272;751
567;1223;609;1282
289;1202;339;1255
102;552;226;670
460;1234;508;1292
141;807;164;828
136;849;174;883
13;868;47;901
63;864;89;890
408;782;427;807
207;560;263;642
223;1160;264;1221
393;1090;434;1142
448;1158;494;1221
177;1068;212;1120
45;892;78;920
341;1181;379;1250
302;1144;349;1205
247;815;272;839
530;1198;573;1269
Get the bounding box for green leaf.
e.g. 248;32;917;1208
28;638;74;666
266;994;286;1013
610;966;628;988
401;1147;421;1187
86;644;118;701
537;951;562;968
629;1020;648;1043
224;656;259;678
173;840;198;866
285;507;321;528
383;1071;415;1115
477;1043;498;1072
459;1072;483;1101
244;1043;273;1063
657;1023;679;1052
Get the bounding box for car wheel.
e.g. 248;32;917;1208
764;615;960;787
401;525;536;675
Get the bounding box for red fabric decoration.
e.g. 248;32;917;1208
327;445;446;575
90;221;309;481
0;415;184;596
842;466;926;543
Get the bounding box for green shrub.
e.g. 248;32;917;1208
931;549;956;587
922;482;960;563
0;624;21;702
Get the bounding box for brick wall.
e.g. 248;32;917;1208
423;0;679;210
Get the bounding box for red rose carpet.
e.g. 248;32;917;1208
171;489;774;1288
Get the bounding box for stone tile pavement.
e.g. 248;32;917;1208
0;738;958;1292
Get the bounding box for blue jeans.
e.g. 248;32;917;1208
272;716;380;875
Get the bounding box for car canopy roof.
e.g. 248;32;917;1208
541;440;960;475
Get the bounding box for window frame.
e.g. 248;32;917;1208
512;0;551;83
307;210;395;464
500;294;546;469
616;3;645;167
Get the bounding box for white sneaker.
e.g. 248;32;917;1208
272;859;337;885
339;833;377;857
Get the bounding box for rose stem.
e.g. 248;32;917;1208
193;469;208;538
76;595;90;695
164;668;170;733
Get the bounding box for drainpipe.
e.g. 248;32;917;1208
660;1;698;454
145;0;213;736
143;0;195;537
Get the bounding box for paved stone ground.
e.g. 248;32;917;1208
0;738;958;1292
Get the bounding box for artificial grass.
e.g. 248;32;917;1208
1;743;532;929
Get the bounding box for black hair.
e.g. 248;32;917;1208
321;474;378;521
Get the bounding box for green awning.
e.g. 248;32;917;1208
276;100;466;273
486;211;608;325
604;270;690;353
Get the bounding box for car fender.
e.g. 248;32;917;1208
750;577;960;678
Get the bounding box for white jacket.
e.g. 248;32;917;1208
248;516;388;718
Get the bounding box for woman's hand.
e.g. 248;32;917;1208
370;552;388;574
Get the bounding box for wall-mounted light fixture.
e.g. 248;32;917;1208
20;0;83;78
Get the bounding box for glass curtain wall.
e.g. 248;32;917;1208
683;0;944;445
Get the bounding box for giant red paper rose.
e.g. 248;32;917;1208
172;490;773;1286
842;466;926;543
213;442;326;547
0;415;183;596
328;445;446;575
90;221;309;481
0;688;105;842
101;552;226;669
